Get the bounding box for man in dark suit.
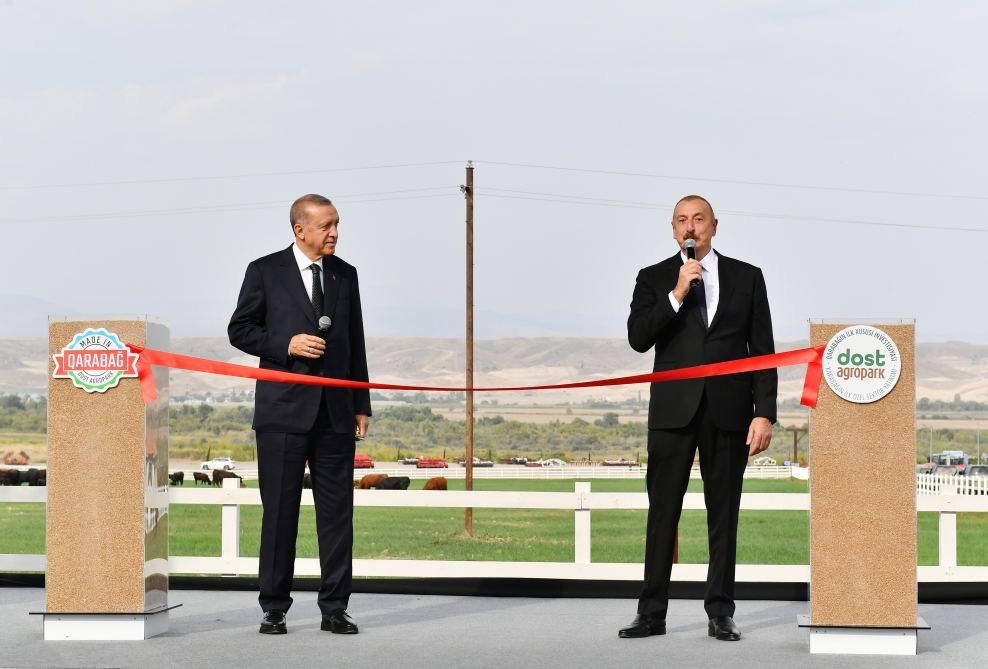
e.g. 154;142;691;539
619;195;776;642
228;194;371;635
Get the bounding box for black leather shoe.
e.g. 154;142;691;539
708;616;741;641
259;610;287;635
618;613;667;638
321;608;359;634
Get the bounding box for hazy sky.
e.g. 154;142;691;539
2;1;986;343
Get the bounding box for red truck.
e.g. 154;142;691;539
415;457;448;469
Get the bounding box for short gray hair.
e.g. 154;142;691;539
290;194;334;230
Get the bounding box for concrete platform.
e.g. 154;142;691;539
1;588;986;668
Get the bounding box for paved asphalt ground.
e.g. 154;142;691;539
1;589;986;668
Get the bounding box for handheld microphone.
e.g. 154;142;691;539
684;239;700;287
318;316;332;333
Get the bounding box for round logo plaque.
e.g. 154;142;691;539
822;325;901;404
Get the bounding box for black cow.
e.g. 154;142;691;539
0;468;39;486
192;471;211;486
169;471;185;486
376;476;411;490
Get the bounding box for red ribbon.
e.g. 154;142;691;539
126;343;825;408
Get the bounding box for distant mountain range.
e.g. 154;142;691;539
3;337;987;403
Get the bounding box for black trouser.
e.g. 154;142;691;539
256;421;355;615
638;394;748;620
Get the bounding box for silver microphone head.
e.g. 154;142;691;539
684;238;697;260
318;316;332;332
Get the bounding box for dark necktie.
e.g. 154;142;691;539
693;279;708;328
309;263;324;321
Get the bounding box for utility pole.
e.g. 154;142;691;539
786;426;808;466
461;161;475;537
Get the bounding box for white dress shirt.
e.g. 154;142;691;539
292;242;323;295
667;249;720;326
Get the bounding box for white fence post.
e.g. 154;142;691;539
221;477;241;576
574;482;591;564
939;510;957;574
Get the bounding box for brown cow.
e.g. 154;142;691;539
423;476;447;491
357;473;388;489
193;471;211;486
212;469;244;487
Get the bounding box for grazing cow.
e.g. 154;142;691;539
193;471;211;485
376;476;410;490
357;473;388;489
303;472;312;489
212;469;244;487
423;476;447;491
0;469;38;486
169;471;185;486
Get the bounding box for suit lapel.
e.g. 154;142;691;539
322;255;341;321
708;252;735;332
279;246;317;327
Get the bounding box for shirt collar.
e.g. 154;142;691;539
292;243;322;272
679;248;719;273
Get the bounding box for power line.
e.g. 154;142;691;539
0;161;463;191
6;158;986;204
0;188;458;225
478;160;988;202
479;189;988;233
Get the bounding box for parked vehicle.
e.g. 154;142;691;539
354;453;375;469
201;457;236;471
416;457;448;469
459;457;494;467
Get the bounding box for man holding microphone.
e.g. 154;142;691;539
620;195;776;642
229;193;371;635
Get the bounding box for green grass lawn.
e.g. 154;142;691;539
2;479;986;568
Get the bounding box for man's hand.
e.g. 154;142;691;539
672;259;703;304
289;334;326;359
746;417;773;456
355;414;369;440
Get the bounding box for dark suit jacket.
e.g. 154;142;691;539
628;250;776;432
228;245;372;433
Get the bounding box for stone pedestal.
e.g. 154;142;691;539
43;317;173;640
803;320;921;655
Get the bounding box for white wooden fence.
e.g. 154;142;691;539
199;464;796;481
2;478;986;583
916;472;988;496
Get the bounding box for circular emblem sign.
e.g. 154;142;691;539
52;328;140;393
822;325;901;404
